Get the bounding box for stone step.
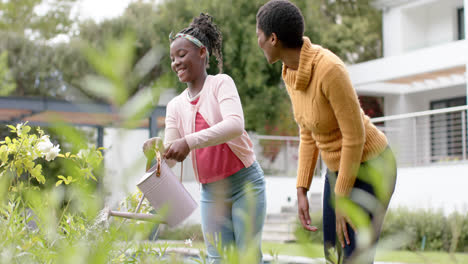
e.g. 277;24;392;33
263;212;298;243
262;231;296;242
264;220;296;227
280;205;297;213
263;223;296;233
265;213;297;222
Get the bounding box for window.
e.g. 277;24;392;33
430;97;467;162
458;7;465;40
359;96;384;118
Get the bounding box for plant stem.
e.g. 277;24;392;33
58;198;71;228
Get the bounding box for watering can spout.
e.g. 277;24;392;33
108;210;165;223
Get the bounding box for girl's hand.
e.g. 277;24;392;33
297;187;318;232
142;137;163;159
164;138;190;162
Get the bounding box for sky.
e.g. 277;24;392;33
72;0;136;22
41;0;150;43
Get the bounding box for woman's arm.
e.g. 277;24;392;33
296;127;319;190
184;75;244;149
296;127;319;231
322;64;365;197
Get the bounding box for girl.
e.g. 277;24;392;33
255;1;397;263
143;13;266;264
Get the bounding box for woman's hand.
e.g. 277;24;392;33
164;137;190;162
335;208;356;248
297;187;318;232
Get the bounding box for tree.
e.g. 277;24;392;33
1;0;383;134
0;0;76;40
114;0;382;134
79;0;295;134
0;32;91;98
0;0;87;97
300;0;383;63
0;51;16;96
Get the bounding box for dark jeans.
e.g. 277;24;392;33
323;147;397;264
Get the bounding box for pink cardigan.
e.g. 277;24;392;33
164;74;256;181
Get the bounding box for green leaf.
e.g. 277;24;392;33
23;125;31;134
90;174;97;181
57;175;67;181
0;145;8;162
31;164;45;184
36;174;45;184
55;180;63;186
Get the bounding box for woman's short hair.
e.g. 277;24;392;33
256;0;305;49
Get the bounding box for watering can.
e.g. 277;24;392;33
108;149;198;228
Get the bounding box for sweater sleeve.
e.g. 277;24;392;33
322;64;365;196
296;126;320;190
184;75;244;149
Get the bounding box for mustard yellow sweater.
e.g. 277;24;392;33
282;37;388;196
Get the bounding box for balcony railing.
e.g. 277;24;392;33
372;105;468;167
253;105;468;176
252;135;324;177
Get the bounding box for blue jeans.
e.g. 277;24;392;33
200;161;266;264
323;147;397;264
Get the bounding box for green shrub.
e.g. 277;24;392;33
381;207;468;252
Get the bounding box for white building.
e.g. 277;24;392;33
348;0;468;213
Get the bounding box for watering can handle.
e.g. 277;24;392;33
144;138;163;175
144;140;183;182
145;153;161;175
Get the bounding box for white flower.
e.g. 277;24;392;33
40;135;50;141
45;145;60;161
37;135;61;161
77;149;87;159
184;238;193;247
37;136;53;153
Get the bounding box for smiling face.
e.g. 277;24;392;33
256;26;280;64
170;38;207;83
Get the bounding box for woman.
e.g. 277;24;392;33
256;1;397;263
143;13;266;264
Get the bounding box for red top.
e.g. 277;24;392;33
191;97;245;183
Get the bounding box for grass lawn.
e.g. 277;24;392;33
161;241;468;263
376;250;468;264
262;242;468;264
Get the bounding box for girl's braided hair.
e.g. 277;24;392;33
178;13;223;72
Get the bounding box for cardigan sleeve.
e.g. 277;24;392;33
184;75;244;149
322;64;365;196
296;126;320;190
164;100;181;168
